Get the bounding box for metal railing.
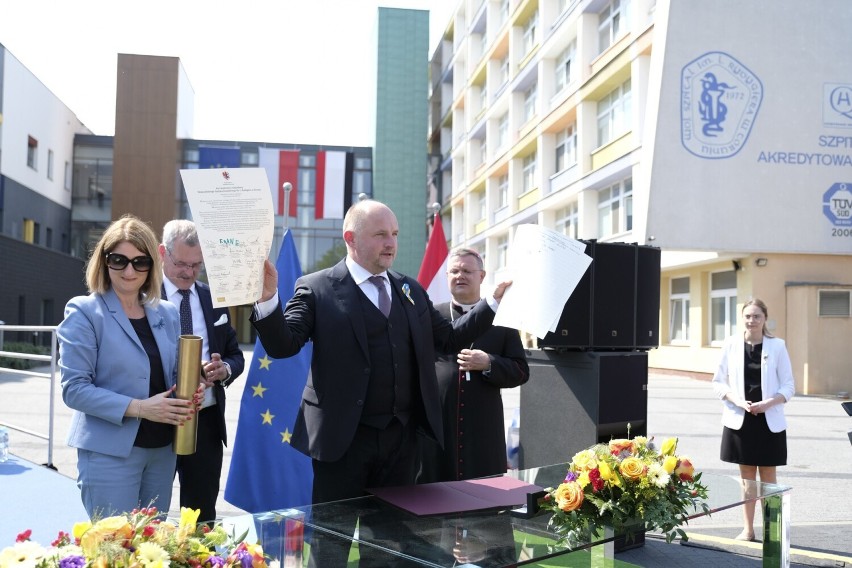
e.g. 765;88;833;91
0;324;59;468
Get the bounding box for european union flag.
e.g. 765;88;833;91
198;146;240;169
224;229;313;512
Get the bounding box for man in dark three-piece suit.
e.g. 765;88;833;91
159;220;245;524
251;200;511;566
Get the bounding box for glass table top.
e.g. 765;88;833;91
222;463;791;567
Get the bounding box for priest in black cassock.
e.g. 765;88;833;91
418;248;530;482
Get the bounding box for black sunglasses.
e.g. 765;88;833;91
105;252;154;272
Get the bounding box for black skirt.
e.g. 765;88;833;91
720;411;787;466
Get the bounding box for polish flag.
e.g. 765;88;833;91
259;148;299;216
416;213;451;304
315;151;353;219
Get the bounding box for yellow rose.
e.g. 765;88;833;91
553;482;585;512
618;457;646;481
675;456;695;481
571;449;597;471
80;516;133;557
661;437;678;456
598;460;613;481
663;455;678;474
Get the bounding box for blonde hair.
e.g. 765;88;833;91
85;214;163;306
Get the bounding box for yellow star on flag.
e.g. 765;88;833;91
281;429;292;444
258;355;273;370
261;409;274;425
251;383;267;398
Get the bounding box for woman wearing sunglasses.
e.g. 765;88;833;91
58;214;200;519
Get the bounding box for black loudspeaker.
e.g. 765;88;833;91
538;241;660;351
635;246;661;349
518;350;648;470
519;350;648;551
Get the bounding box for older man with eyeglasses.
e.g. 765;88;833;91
158;219;245;524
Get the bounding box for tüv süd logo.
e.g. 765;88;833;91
681;52;763;159
823;183;852;227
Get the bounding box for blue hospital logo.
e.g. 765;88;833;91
681;52;763;159
823;84;852;128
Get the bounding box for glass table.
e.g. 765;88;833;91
222;463;791;567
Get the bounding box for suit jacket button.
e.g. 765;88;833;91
363;368;370;374
356;400;364;406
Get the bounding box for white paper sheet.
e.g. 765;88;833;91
493;224;592;338
179;168;275;308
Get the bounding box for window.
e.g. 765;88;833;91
710;270;737;343
47;150;54;180
555;125;577;172
555;203;578;238
523;11;539;56
496;235;509;269
499;0;510;26
479;84;488;113
819;290;851;316
597;177;632;237
554;41;576;93
46;228;53;249
498;55;510;87
477;191;487;221
497;174;509;208
497;113;509;149
522;152;537;193
523;82;538;123
27;136;38;170
598;0;627;54
479;138;487;165
669;277;690;342
64;161;72;190
597;79;632;146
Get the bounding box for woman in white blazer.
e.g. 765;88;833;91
712;298;795;541
58;215;200;519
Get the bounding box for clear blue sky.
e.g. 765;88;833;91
0;0;454;147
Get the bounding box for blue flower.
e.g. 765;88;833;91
152;317;165;330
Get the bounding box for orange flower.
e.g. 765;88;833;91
79;516;133;557
609;438;634;455
553;482;585;512
618;457;646;481
675;457;695;481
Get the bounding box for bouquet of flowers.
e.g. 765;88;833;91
542;435;710;548
0;507;268;568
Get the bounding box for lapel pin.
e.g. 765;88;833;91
402;283;415;305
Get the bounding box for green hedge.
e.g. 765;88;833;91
0;342;51;370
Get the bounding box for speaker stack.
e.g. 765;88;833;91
520;241;660;551
538;240;661;351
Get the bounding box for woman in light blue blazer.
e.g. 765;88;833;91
59;215;199;519
712;298;795;541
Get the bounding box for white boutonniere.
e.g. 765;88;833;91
402;283;415;305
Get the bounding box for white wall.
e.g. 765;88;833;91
1;50;90;207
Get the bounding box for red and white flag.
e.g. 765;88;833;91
416;213;450;304
258;147;299;216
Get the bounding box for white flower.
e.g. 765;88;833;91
647;462;671;488
136;542;171;568
0;541;48;568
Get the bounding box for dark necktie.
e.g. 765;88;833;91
368;275;391;317
178;289;193;335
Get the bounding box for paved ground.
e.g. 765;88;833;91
2;347;851;566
